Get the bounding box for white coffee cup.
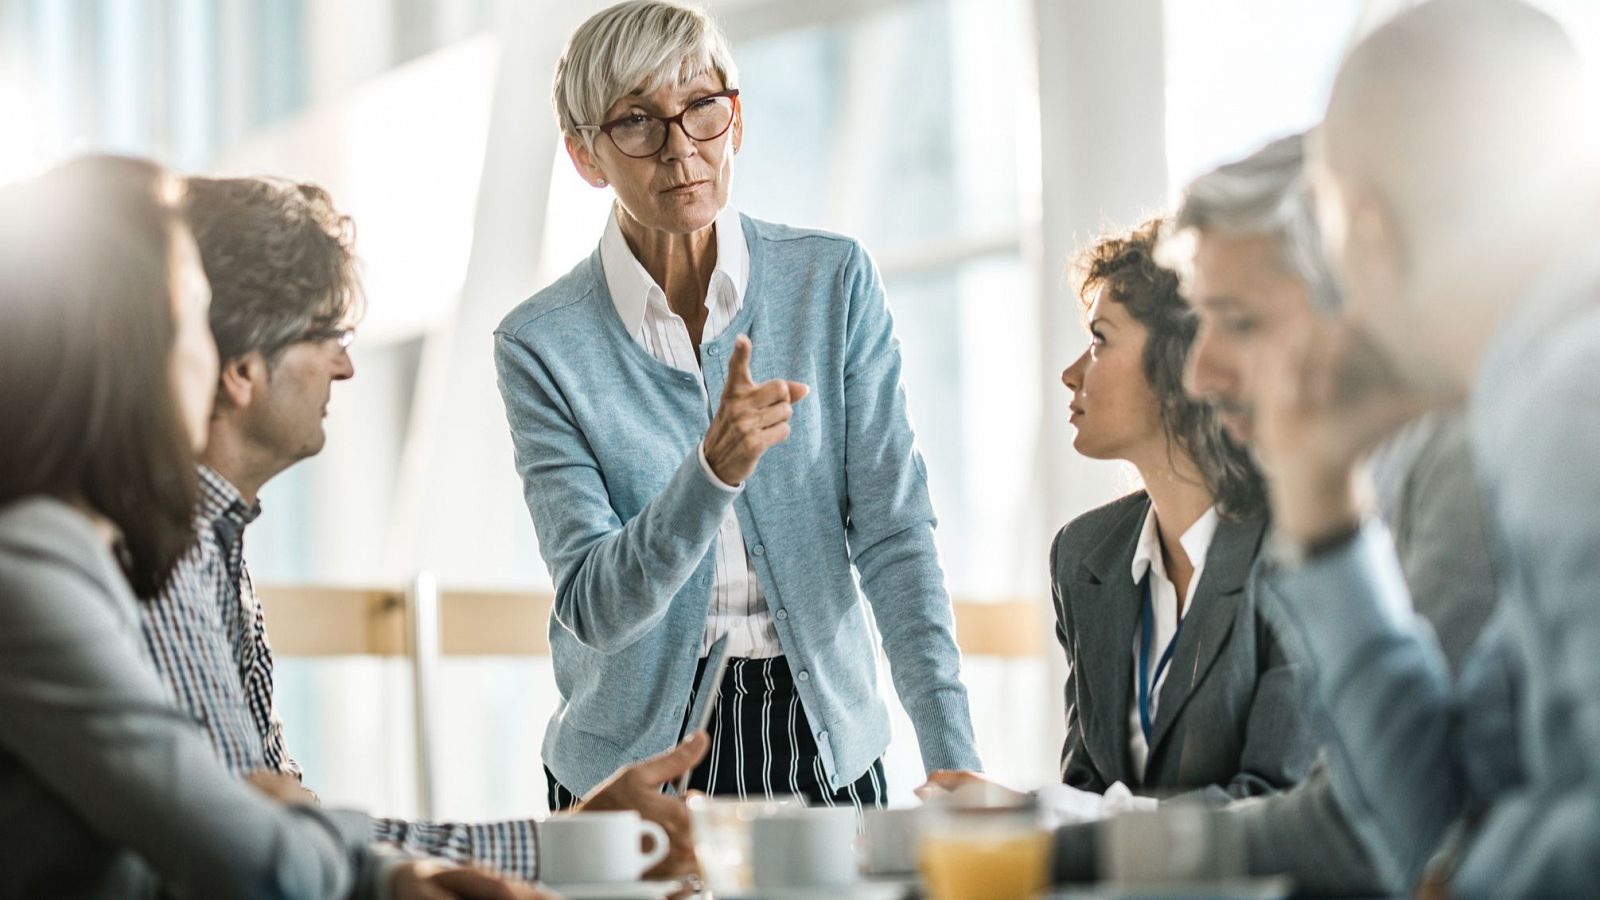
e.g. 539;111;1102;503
751;806;859;891
1098;804;1244;886
537;810;669;886
861;806;926;875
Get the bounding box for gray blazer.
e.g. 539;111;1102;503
0;497;394;900
1369;411;1499;674
1052;491;1313;799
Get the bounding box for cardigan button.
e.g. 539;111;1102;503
752;544;765;556
796;669;810;682
775;609;788;621
707;344;720;355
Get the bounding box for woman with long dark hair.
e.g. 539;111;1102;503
0;157;540;900
1053;219;1311;801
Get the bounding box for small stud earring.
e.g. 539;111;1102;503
595;178;607;187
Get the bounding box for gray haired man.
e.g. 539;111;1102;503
1257;1;1600;893
1049;133;1500;894
1178;134;1497;675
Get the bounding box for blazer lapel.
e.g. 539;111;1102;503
1147;511;1268;758
1068;495;1150;788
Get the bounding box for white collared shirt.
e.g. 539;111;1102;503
1127;503;1220;778
599;203;782;660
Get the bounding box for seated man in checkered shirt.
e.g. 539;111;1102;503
141;174;705;883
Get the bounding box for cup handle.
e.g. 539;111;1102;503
637;819;670;875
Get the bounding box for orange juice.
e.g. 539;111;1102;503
919;829;1050;900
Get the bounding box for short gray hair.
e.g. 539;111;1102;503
552;1;739;141
1162;132;1340;312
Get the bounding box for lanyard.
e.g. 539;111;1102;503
1137;574;1184;746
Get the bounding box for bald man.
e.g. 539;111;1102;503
1247;1;1600;895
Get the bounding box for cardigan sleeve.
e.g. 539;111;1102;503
494;328;734;652
1049;762;1396;893
1258;525;1464;891
835;242;981;774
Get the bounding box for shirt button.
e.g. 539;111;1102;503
775;609;788;621
797;670;810;682
752;544;765;556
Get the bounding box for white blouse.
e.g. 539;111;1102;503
1126;504;1219;778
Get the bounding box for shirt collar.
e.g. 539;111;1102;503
600;203;748;339
1131;502;1220;587
196;464;261;530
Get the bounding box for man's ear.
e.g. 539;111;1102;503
216;351;266;412
565;134;608;187
1349;187;1408;290
732;107;743;154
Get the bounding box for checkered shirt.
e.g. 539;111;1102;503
140;465;539;879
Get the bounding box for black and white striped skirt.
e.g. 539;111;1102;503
546;655;886;811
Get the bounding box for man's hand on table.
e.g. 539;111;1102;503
576;731;710;879
390;859;551;900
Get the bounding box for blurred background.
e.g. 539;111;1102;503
3;0;1596;820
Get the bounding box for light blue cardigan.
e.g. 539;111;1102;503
494;214;980;796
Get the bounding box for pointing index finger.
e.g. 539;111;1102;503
724;334;755;393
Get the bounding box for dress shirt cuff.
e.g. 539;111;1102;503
698;442;743;493
368;816;540;882
1259;521;1416;677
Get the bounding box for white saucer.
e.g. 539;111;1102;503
718;880;914;900
539;880;684;899
1047;876;1293;899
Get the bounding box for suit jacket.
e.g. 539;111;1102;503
1052;491;1313;799
1368;412;1499;674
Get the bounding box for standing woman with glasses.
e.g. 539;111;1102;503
1052;220;1312;803
495;0;981;809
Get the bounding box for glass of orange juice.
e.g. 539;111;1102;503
919;790;1049;900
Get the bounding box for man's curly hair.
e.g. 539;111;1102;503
184;177;364;365
1075;217;1266;520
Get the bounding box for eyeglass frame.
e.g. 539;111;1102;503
297;325;356;350
575;89;741;159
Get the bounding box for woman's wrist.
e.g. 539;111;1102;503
697;442;742;492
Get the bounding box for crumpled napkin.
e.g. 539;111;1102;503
1034;780;1158;827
